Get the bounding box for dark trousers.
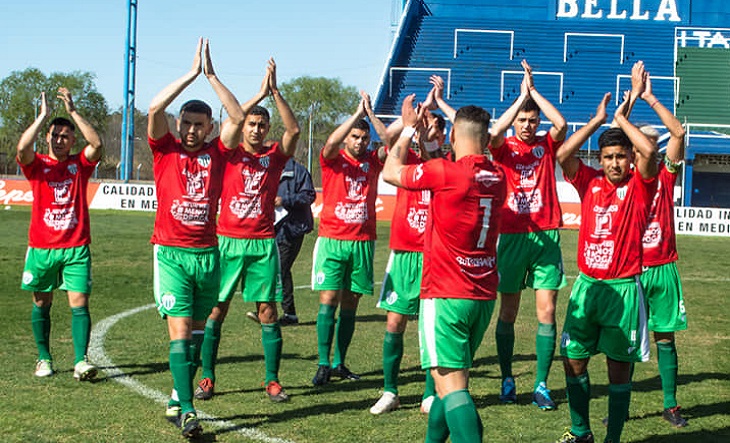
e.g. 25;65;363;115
276;232;305;316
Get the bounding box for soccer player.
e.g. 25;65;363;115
489;60;568;409
148;39;245;438
383;95;505;442
194;58;300;403
369;90;446;415
554;91;658;443
311;91;387;386
17;87;103;382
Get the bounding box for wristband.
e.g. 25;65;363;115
649;100;659;109
423;140;440;152
400;126;416;139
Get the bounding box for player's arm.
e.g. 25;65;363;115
524;60;567;142
614;102;658;179
383;94;418;187
557;92;611;180
359;91;390;162
16;92;49;165
203;40;245;150
611;60;645;128
430;75;456;123
642;75;685;163
56;88;103;162
489;61;531;149
148;38;203;140
322;97;366;160
266;59;301;157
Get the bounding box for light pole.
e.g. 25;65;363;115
307;101;320;173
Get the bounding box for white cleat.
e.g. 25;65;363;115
370;391;400;415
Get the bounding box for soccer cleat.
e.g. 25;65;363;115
554;429;595;443
278;314;299;326
178;412;203;439
532;382;557;410
370;391;400;415
34;359;54;378
246;311;260;324
165;403;181;424
312;365;331;386
73;360;98;381
420;395;435;414
265;380;290;402
662;406;688;427
332;364;361;380
499;377;517;403
194;377;214;400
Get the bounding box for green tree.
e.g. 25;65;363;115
0;68;109;166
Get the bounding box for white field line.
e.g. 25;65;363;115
88;303;295;443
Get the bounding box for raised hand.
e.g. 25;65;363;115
267;58;278;93
592;92;610;123
39;91;49;118
401;94;418;127
641;74;654;101
522;59;534;91
429;75;445;101
421;88;437;111
191;37;203;75
631;60;646;97
202;39;216;78
57;87;75;113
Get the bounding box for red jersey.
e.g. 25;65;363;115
318;149;383;241
489;133;563;233
149;132;227;248
642;163;679;266
569;161;656;279
19;152;98;249
389;149;429;252
400;155;505;301
217;143;289;239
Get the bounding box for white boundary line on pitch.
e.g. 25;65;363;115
88;303;295;443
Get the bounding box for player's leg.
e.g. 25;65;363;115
192;247;222;401
560;358;592;442
606;358;632;443
332;289;361;378
62;245;96;381
32;291;54;376
312;237;344;384
23;247;61;376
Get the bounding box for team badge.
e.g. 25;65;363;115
361;162;370;173
259;156;270;168
67;164;78;175
617;185;628;200
22;271;34;285
197;154;211;168
386;291;398;305
161;293;176;311
316;271;326;285
43;168;51;174
532;146;545;159
560;331;571;349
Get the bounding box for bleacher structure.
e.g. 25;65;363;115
373;0;730;207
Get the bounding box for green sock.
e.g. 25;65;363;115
425;395;449;443
200;318;221;381
71;306;91;364
382;331;403;394
443;389;483;443
190;330;204;380
566;372;592;437
262;322;283;384
31;304;52;361
333;309;356;367
657;341;678;409
607;383;632;442
423;368;436;399
169;339;194;414
535;322;556;390
496;319;515;379
316;304;336;366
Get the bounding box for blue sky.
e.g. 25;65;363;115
1;0;399;113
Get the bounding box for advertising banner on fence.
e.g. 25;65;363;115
1;178;727;236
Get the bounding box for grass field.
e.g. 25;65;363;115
2;206;729;442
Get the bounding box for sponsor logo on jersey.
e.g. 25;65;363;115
474;169;501;187
413;164;424;182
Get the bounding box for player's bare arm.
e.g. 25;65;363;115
489;63;531;148
322;97;366;160
57;88;103;162
360;91;389;162
237;60;271;117
614;101;658;179
203;40;245;150
523;60;567;142
611;60;646;127
430;75;456;123
383;94;418;187
268;58;301;157
642;75;686;163
17;92;49;165
557;92;611;180
148;38;203;140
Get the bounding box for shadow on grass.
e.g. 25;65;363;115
631;424;730;443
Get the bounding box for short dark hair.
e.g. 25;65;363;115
353;119;371;133
455;105;491;145
518;97;539;114
247;105;270;123
598;127;632;152
49;117;75;132
179;100;212;118
433;114;446;132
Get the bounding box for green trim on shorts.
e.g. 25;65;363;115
218;235;282;303
22;245;92;294
377;250;423;315
641;262;687;333
497;229;566;293
312;237;375;295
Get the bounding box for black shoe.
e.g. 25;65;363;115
662;406;688;427
555;430;594;443
279;314;299;326
178;412;203;439
312;365;331;386
332;364;361;380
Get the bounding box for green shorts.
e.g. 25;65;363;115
376;250;423;315
640;262;687;333
497;229;567;293
22;245;92;294
312;237;374;295
153;245;220;321
560;273;650;363
218;236;282;303
419;297;495;370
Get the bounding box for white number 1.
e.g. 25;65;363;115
476;198;492;248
